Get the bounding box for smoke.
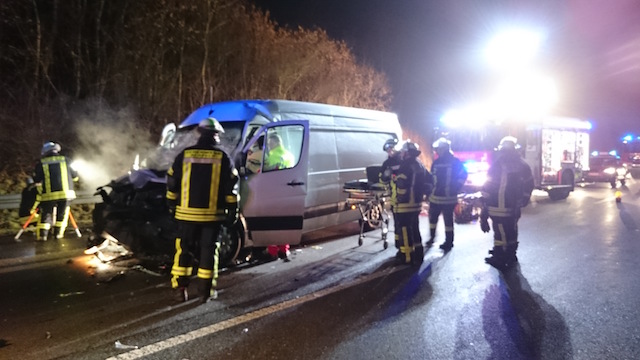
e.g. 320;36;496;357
71;101;160;191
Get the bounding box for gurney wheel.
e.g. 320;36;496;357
358;236;363;246
383;240;388;250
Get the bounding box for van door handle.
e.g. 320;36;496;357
287;181;305;186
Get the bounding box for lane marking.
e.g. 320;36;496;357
107;264;405;360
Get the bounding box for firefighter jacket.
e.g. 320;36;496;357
33;155;78;202
379;155;401;207
429;152;468;205
166;136;239;223
481;150;534;218
391;157;432;214
265;145;294;171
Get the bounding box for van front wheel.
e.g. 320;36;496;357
218;223;243;268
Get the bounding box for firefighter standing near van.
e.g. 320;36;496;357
480;136;534;271
379;138;401;186
166;118;239;303
33;142;78;241
428;138;468;251
264;132;295;260
379;138;401;232
391;141;432;265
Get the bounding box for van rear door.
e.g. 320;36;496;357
240;120;309;246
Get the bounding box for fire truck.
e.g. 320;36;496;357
435;114;591;202
619;134;640;179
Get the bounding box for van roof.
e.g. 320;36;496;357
180;99;399;128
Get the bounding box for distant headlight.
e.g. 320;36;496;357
603;167;616;175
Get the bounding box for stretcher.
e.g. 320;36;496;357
343;179;390;249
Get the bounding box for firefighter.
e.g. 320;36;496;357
264;132;295;260
18;177;40;227
391;140;432;265
32;142;78;241
379;138;401;240
264;133;294;171
166;117;239;303
428;138;468;251
480;136;534;271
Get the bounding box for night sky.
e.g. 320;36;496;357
251;0;640;151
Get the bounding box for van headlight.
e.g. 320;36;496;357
603;167;616;175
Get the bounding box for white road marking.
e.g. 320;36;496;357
107;265;406;360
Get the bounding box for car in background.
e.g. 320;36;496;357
582;152;628;188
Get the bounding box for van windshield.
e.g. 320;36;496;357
143;120;246;171
218;120;246;155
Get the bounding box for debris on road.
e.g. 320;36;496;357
114;340;138;350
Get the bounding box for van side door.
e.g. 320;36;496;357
240;120;309;246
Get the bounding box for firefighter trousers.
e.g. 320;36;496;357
171;222;221;297
394;211;422;264
36;200;70;240
428;202;456;244
489;215;519;259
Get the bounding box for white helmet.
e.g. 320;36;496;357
401;140;421;157
41;142;61;156
498;136;520;151
198;117;225;133
432;137;452;154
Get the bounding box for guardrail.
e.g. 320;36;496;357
0;191;102;210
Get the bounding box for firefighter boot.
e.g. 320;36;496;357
426;236;435;248
173;287;189;303
412;245;424;266
439;240;453;251
197;278;217;304
485;248;510;271
505;243;519;267
440;232;454;251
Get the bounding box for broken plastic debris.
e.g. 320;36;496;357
85;233;132;262
242;328;248;333
131;265;162;277
46;331;51;339
58;291;85;298
114;340;138;350
102;271;126;283
311;246;322;250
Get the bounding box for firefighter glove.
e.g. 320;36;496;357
480;218;490;233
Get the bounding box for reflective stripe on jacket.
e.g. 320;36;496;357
429;153;467;205
391;157;430;213
481;151;534;218
167;140;238;223
33;155;77;201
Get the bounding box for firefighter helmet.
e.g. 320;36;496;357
383;138;398;152
401;140;421;157
497;136;520;151
198;117;225;133
432;137;452;154
41;142;61;156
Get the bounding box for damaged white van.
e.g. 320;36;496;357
92;99;402;265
